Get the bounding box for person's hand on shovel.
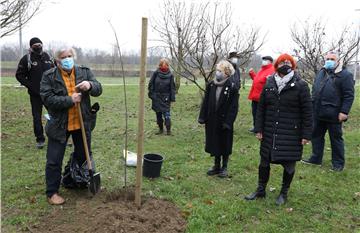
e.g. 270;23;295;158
75;81;92;92
71;92;82;104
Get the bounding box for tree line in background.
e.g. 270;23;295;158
1;0;359;90
151;0;264;91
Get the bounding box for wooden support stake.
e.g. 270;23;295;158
135;17;148;208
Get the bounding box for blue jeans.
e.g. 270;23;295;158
156;111;171;126
310;120;344;168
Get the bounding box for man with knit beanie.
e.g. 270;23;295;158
16;37;54;149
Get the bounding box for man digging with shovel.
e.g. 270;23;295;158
40;47;102;205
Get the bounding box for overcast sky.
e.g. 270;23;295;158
1;0;360;58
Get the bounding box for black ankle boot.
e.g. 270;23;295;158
155;123;164;135
166;125;171;135
244;184;266;200
165;119;171;135
275;193;287;205
275;170;295;205
207;156;221;176
218;155;229;178
244;166;270;200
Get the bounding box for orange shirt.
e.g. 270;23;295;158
60;68;80;131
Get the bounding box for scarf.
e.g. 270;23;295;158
274;70;294;93
159;66;169;73
213;77;229;108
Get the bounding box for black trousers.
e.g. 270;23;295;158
310;120;345;168
251;101;258;128
29;95;45;142
45;130;90;197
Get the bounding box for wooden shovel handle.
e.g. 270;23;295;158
77;103;93;171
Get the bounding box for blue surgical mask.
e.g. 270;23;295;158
324;60;336;70
61;57;74;70
215;71;225;81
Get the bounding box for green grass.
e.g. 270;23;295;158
1;77;360;232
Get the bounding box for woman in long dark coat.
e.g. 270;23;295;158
198;60;239;178
148;58;176;135
245;54;312;205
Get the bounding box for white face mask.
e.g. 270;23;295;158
262;60;270;66
230;57;239;65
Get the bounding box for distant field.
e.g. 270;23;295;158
0;76;204;86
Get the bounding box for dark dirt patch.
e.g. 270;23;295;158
30;188;186;233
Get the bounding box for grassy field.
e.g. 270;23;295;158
1;76;360;232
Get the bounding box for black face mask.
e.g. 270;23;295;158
277;65;292;75
32;47;43;55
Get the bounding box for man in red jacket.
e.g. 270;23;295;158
248;56;275;132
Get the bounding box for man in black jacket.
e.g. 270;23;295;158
227;51;241;90
302;52;355;171
15;37;54;149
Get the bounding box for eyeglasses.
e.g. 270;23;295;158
60;55;73;59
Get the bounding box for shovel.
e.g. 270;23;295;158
77;103;101;195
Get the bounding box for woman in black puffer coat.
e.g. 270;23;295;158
148;58;176;135
245;54;313;205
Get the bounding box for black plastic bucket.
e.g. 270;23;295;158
143;153;164;178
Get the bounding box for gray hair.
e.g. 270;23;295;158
54;47;77;60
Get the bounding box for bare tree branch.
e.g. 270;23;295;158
1;0;43;38
151;0;264;92
290;17;359;83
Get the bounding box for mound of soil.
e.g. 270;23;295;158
31;188;186;233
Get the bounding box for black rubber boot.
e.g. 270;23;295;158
207;156;221;176
244;166;270;200
276;170;295;205
218;155;229;178
165;119;171;135
155;118;164;135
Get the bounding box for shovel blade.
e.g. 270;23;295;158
89;172;101;195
